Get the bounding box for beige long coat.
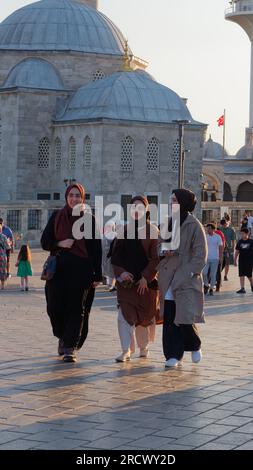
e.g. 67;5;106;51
158;214;207;325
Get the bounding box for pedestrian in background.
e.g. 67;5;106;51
0;223;9;290
219;219;236;281
0;217;14;278
15;244;32;291
234;228;253;294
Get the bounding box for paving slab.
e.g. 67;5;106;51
1;251;253;449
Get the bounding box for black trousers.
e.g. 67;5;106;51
216;262;222;290
45;253;94;349
162;300;201;361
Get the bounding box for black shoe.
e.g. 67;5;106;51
224;276;228;281
236;288;246;294
251;285;253;292
204;285;209;295
108;287;117;292
209;289;214;296
58;339;64;356
25;287;29;292
63;347;77;363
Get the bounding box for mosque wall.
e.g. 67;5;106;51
0;92;19;201
15;90;69;200
0;51;140;90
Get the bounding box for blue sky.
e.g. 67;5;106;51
0;0;250;155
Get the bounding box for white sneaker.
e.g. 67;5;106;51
191;349;202;363
140;348;149;358
115;351;131;363
165;358;179;368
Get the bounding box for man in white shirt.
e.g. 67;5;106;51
203;223;223;296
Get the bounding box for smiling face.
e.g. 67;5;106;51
67;187;83;209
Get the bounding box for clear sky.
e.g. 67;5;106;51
0;0;250;155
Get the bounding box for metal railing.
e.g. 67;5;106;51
225;2;253;15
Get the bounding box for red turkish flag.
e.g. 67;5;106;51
217;115;224;127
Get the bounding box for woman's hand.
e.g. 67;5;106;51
137;277;148;295
58;239;74;249
121;272;134;282
92;282;100;288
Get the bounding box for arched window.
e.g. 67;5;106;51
92;70;105;81
38;137;50;169
237;181;253;202
69;137;76;170
147;137;159;172
170;140;179;172
223;182;233;201
55;137;62;171
121;136;134;171
84;136;92;168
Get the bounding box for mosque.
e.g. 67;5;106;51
0;0;207;243
0;0;251;244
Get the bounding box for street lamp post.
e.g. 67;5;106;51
172;119;190;188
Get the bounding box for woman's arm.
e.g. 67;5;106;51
40;211;59;252
111;239;126;278
171;221;207;291
141;238;160;283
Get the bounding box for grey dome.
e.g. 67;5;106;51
0;0;127;55
203;135;227;159
2;58;65;90
236;145;253;159
56;70;193;124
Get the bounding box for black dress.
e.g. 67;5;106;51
236;239;253;278
41;211;102;349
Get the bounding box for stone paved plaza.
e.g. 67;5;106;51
1;250;253;451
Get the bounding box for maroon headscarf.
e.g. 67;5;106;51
54;183;88;258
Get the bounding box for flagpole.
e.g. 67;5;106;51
223;108;226;159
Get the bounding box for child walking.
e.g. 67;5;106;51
234;228;253;294
16;245;32;291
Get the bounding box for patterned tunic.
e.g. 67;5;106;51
0;233;9;280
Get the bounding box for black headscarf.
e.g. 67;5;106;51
166;188;197;238
173;189;197;226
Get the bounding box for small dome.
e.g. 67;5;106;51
203;135;227;159
236;145;253;159
0;0;127;55
56;70;193;124
2;58;65;90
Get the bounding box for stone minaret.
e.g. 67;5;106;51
226;1;253;128
78;0;98;9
